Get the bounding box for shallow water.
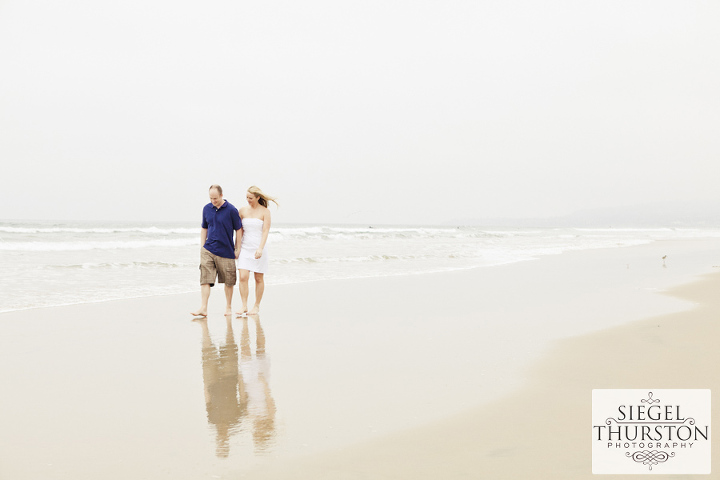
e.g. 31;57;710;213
2;220;720;312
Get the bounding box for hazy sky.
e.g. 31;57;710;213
1;1;718;225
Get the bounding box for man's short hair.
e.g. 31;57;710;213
209;184;223;195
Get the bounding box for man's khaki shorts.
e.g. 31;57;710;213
200;247;237;286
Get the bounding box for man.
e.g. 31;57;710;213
191;185;243;317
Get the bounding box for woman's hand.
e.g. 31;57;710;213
254;248;263;259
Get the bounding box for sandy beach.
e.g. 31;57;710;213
3;0;720;476
1;238;719;479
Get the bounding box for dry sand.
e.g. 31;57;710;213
1;239;719;478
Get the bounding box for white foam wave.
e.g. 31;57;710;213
0;238;197;251
274;253;460;264
270;226;506;241
5;221;720;314
572;227;676;233
47;261;190;269
0;226;198;235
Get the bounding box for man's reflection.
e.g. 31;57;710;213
197;315;276;457
198;316;246;457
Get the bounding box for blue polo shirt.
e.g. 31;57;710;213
201;201;242;259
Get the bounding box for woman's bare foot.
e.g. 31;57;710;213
248;305;260;315
224;307;233;316
191;309;207;318
236;306;248;316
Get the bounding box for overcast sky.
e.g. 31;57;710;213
1;1;718;225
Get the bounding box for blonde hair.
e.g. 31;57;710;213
248;186;278;208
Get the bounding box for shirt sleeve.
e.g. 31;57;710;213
201;207;209;229
233;209;242;230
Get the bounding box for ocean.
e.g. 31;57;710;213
2;220;720;313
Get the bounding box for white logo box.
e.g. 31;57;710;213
592;389;711;474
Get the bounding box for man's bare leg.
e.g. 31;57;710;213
224;284;234;316
191;284;211;317
249;272;264;315
236;269;250;315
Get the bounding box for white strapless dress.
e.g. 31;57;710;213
237;218;269;273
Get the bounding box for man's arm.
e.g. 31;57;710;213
200;228;208;247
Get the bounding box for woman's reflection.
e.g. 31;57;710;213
197;315;276;458
240;315;276;452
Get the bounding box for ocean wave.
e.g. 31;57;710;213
0;238;198;251
273;252;482;265
269;227;509;241
0;226;198;235
274;254;419;264
5;221;720;314
47;261;190;269
572;227;676;232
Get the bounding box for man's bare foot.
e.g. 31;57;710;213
248;305;260;315
236;306;248;316
224;307;233;316
191;309;207;317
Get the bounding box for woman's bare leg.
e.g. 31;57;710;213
237;269;250;315
249;272;264;315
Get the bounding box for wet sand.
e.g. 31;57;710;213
244;256;720;479
1;239;719;478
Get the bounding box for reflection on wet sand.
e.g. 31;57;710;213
197;315;276;458
240;316;276;452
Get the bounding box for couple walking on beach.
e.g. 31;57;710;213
191;184;278;318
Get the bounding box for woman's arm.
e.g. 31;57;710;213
255;208;271;259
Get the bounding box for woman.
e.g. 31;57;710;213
236;186;278;315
